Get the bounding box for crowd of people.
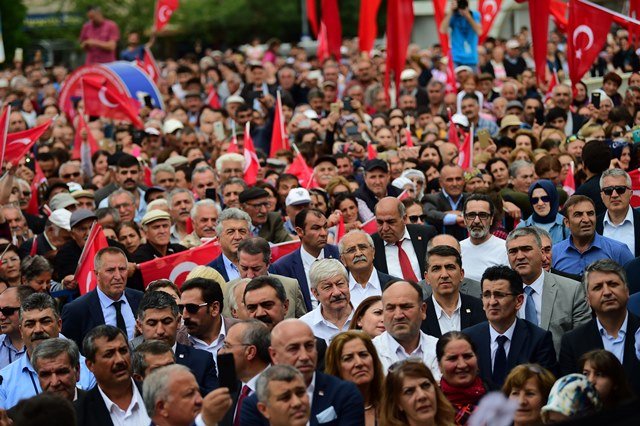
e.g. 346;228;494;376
0;4;640;426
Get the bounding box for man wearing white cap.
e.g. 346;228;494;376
284;188;311;236
141;126;163;164
504;39;527;78
400;69;428;108
132;210;187;264
18;209;72;260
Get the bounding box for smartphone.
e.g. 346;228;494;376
213;121;225;140
477;129;491;148
330;102;340;115
217;353;238;393
591;92;601;109
345;126;359;137
252;89;264;99
535;107;545;126
205;188;217;201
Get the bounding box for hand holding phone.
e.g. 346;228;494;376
217;353;238;393
591;92;601;109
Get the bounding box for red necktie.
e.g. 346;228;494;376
234;385;251;426
396;240;419;282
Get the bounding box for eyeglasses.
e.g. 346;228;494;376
61;172;81;179
464;212;491;221
531;196;551;204
178;302;209;314
601;186;630;196
408;214;427;223
481;291;517;300
0;306;20;317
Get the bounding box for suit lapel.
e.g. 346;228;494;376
408;226;426;273
540;274;557;330
460;295;473;329
508;320;528;367
311;373;329;423
478;324;493;379
293;251;313;311
424;297;442;337
89;291;106;326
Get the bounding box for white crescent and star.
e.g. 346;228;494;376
482;0;498;23
573;24;594;60
98;87;119;108
169;261;198;283
158;5;173;23
10;137;31;145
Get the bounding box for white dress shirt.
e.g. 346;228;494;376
432;294;462;334
603;207;635;255
596;312;628;363
300;246;325;309
97;379;150;426
96;288;136;340
348;268;382;309
518;271;545;326
189;316;228;369
299;305;353;344
489;319;517;371
384;228;421;280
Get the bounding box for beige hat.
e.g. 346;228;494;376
165;155;189;168
140;209;171;227
400;69;418;81
500;114;523;131
71;189;95;200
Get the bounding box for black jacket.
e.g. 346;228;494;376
421;293;486;338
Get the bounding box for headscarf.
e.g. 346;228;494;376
528;179;559;224
541;374;601;422
606;138;630;160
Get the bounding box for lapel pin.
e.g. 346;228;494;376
179;354;185;358
418;236;422;240
319;390;324;396
466;308;471;313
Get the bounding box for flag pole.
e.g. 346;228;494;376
0;105;12;168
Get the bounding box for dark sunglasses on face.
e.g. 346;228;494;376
531;196;551;204
408;215;427;223
601;186;630;196
0;306;20;317
178;302;209;314
62;172;81;179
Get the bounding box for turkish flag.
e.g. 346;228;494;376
361;217;377;234
530;0;551;87
447;109;461;148
206;86;221;109
139;47;160;83
544;67;559;101
335;212;346;243
630;0;640;46
242;122;260;186
550;0;568;33
317;22;330;62
0;106;11;166
270;240;302;262
26;161;46;216
433;0;450;56
270;92;289;157
286;151;315;188
367;141;377;159
76;223;109;295
567;0;613;87
154;0;179;32
72;113;100;160
457;128;473;170
3;119;53;165
398;189;411;201
404;127;414;147
307;0;319;36
321;0;342;60
562;161;576;196
384;0;414;101
479;0;502;43
82;76;144;128
139;241;222;288
358;0;382;54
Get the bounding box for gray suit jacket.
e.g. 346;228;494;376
539;272;592;355
223;274;307;319
419;277;482;300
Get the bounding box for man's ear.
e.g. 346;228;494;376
257;402;270;420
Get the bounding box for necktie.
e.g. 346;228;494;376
112;301;128;337
492;335;508;385
523;286;538;325
396;240;419;282
234;385;251;426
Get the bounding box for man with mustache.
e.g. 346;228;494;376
181;199;220;248
459;194;510;282
354;159;403;214
168;188;195;244
243;276;290;329
75;325;150;425
31;338;82;402
560;259;640;394
313;156;338;189
0;293;96;409
133;209;187;264
96;154;148;221
240;187;291;244
240;319;364;425
338;230;398;309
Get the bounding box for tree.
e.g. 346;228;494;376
0;1;29;64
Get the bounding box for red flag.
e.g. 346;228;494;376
0;106;10;167
631;0;640;46
139;241;222;288
562;161;576;196
270;92;289;157
367;141;378;160
398;189;411;201
143;165;153;187
629;168;640;208
82;76;144;128
336;212;346;243
154;0;179;32
206;86;221;109
76;224;109;295
26;162;46;216
72;113;100;160
361;217;377;234
447;109;461;148
457;127;473;170
567;0;613;88
544;66;559;101
479;0;502;43
4;119;53;164
286;151;314;187
317;22;330;62
243;122;260;186
270;240;302;262
530;0;551;87
140;47;160;83
384;0;414;101
404;127;414;147
550;0;568;33
433;0;450;56
306;0;319;36
358;0;382;54
321;0;342;60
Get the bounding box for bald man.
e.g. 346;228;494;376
240;319;364;426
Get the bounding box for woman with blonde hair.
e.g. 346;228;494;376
502;364;556;426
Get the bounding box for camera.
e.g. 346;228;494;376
456;0;468;10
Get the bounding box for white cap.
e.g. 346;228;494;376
285;188;312;207
452;113;470;127
49;209;72;231
392;177;414;191
163;119;184;134
454;65;473;74
145;127;161;136
303;109;319;120
225;95;245;105
400;69;418;81
67;182;83;192
506;39;520;50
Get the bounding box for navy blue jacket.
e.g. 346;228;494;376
208;254;230;282
175;343;218;395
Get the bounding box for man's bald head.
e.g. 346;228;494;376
427;234;461;252
269;319;317;384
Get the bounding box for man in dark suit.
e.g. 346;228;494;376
354;159;403;213
423;164;468;241
422;245;485;338
270;209;340;311
574;140;612;218
338;229;398;309
559;259;640;393
240;319;364;425
240;187;291;244
132;291;218;395
463;266;558;390
61;247;144;351
240;61;277;108
75;325;149;425
132;209;187;263
253;365;311;426
208;208;253;282
372;197;436;281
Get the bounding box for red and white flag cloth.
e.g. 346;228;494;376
82;76;144;128
562;161;576;196
629;168;640;207
269;91;289;157
72;113;100;160
447;109;461;148
530;0;551;86
335;212;346;243
75;223;109;295
154;0;179;32
137;47;161;83
206;85;221;109
360;217;378;235
367;141;378;160
544;66;559;101
286;150;315;188
242;122;260;186
404;127;414;147
2;117;53;165
384;0;414;101
26;161;46;216
550;0;568;32
457;126;474;170
306;0;319;36
270;240;302;262
0;106;11;166
479;0;502;43
139;240;222;288
321;0;342;60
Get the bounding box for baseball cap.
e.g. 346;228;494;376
506;39;520;50
145;127;161;136
286;188;312;207
140;209;171;227
165;155;189;168
454;65;473;74
49;209;72;231
70;209;97;229
71;189;95;200
506;100;524;111
400;69;418;81
363;159;389;173
50;193;79;211
163;119;184;135
144;186;167;204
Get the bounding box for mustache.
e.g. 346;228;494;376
256;315;273;324
329;295;347;303
31;332;50;342
124;179;136;185
112;362;128;374
353;255;368;264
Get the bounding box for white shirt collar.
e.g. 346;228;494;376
431;294;462;320
385;228;411;247
96;287;127;309
603;206;634;227
383;329;427;357
189;316;227;347
348;268;381;292
300;245;324;264
527;270;546;294
97;379;144;416
489;318;517;343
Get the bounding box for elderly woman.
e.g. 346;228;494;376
326;331;385;426
402;169;427;200
299;259;352;343
517;180;567;244
503;364;556;426
20;255;53;293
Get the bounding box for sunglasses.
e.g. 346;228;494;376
601;186;630;196
531;196;551;204
408;214;427;223
61;172;81;179
178;302;209;314
0;306;20;317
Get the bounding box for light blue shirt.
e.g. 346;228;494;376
442;189;464;225
0;348;96;409
96;287;136;340
596;313;628;363
449;10;481;66
222;254;240;281
0;335;26;370
552;233;634;277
